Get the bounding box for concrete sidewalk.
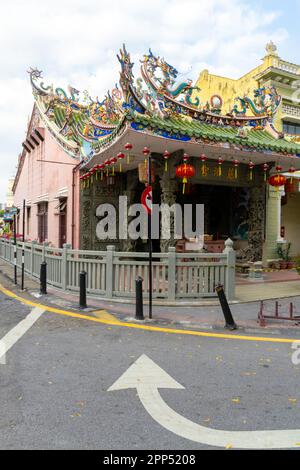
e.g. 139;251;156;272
1;259;299;304
1;259;300;335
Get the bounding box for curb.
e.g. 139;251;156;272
1;278;300;344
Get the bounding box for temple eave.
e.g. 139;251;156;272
83;125;300;172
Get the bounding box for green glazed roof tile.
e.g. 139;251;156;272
130;112;300;155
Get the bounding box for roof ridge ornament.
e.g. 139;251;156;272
265;40;278;56
232;86;281;121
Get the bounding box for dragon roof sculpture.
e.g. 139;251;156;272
232;86;282;118
28;45;296;162
28;67;123;159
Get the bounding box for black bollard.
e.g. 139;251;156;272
79;271;87;309
40;262;47;295
135;276;144;320
215;284;237;330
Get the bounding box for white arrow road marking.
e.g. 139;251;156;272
0;307;45;364
108;354;300;449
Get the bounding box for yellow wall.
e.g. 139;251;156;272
193;48;298;133
282;193;300;256
195;63;264;115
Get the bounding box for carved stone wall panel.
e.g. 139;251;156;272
159;176;179;252
80;178;125;251
237;185;266;262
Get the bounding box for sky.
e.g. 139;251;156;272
1;0;300;203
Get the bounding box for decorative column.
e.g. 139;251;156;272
263;185;285;263
248;186;266;261
159;176;179;252
238;185;265;262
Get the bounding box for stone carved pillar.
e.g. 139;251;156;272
159;176;179;252
263;185;284;263
80;186;93;250
238;185;265;262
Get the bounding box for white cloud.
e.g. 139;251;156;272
0;0;287;202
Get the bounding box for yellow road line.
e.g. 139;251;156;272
0;283;299;344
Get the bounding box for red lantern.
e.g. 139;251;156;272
104;159;111;176
143;147;150;169
262;163;269;182
110;157;117;176
97;163;105;180
289;166;296;183
217;157;224;177
163;150;171;172
93;166;100;181
117;152;125;172
90;167;97;184
124;142;133;164
233;159;239;179
200;154;207;176
176;163;195;194
268;174;287;190
248;161;255;181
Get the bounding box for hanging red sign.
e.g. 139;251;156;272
141;186;153;214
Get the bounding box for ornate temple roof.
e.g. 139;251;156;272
28;45;300;170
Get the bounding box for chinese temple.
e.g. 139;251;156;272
26;44;300;263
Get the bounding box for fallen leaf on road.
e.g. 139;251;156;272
76;401;86;408
232;398;240;404
70;413;82;418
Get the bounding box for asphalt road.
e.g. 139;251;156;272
0;291;300;450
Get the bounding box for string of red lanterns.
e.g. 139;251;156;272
79;146;297;194
79;142;135;189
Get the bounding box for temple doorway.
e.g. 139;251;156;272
177;183;250;246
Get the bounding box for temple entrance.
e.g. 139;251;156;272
177;183;250;249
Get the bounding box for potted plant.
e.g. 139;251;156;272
277;242;291;269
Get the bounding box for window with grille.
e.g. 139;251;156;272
37;202;48;243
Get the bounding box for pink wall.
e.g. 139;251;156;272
13;122;81;248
